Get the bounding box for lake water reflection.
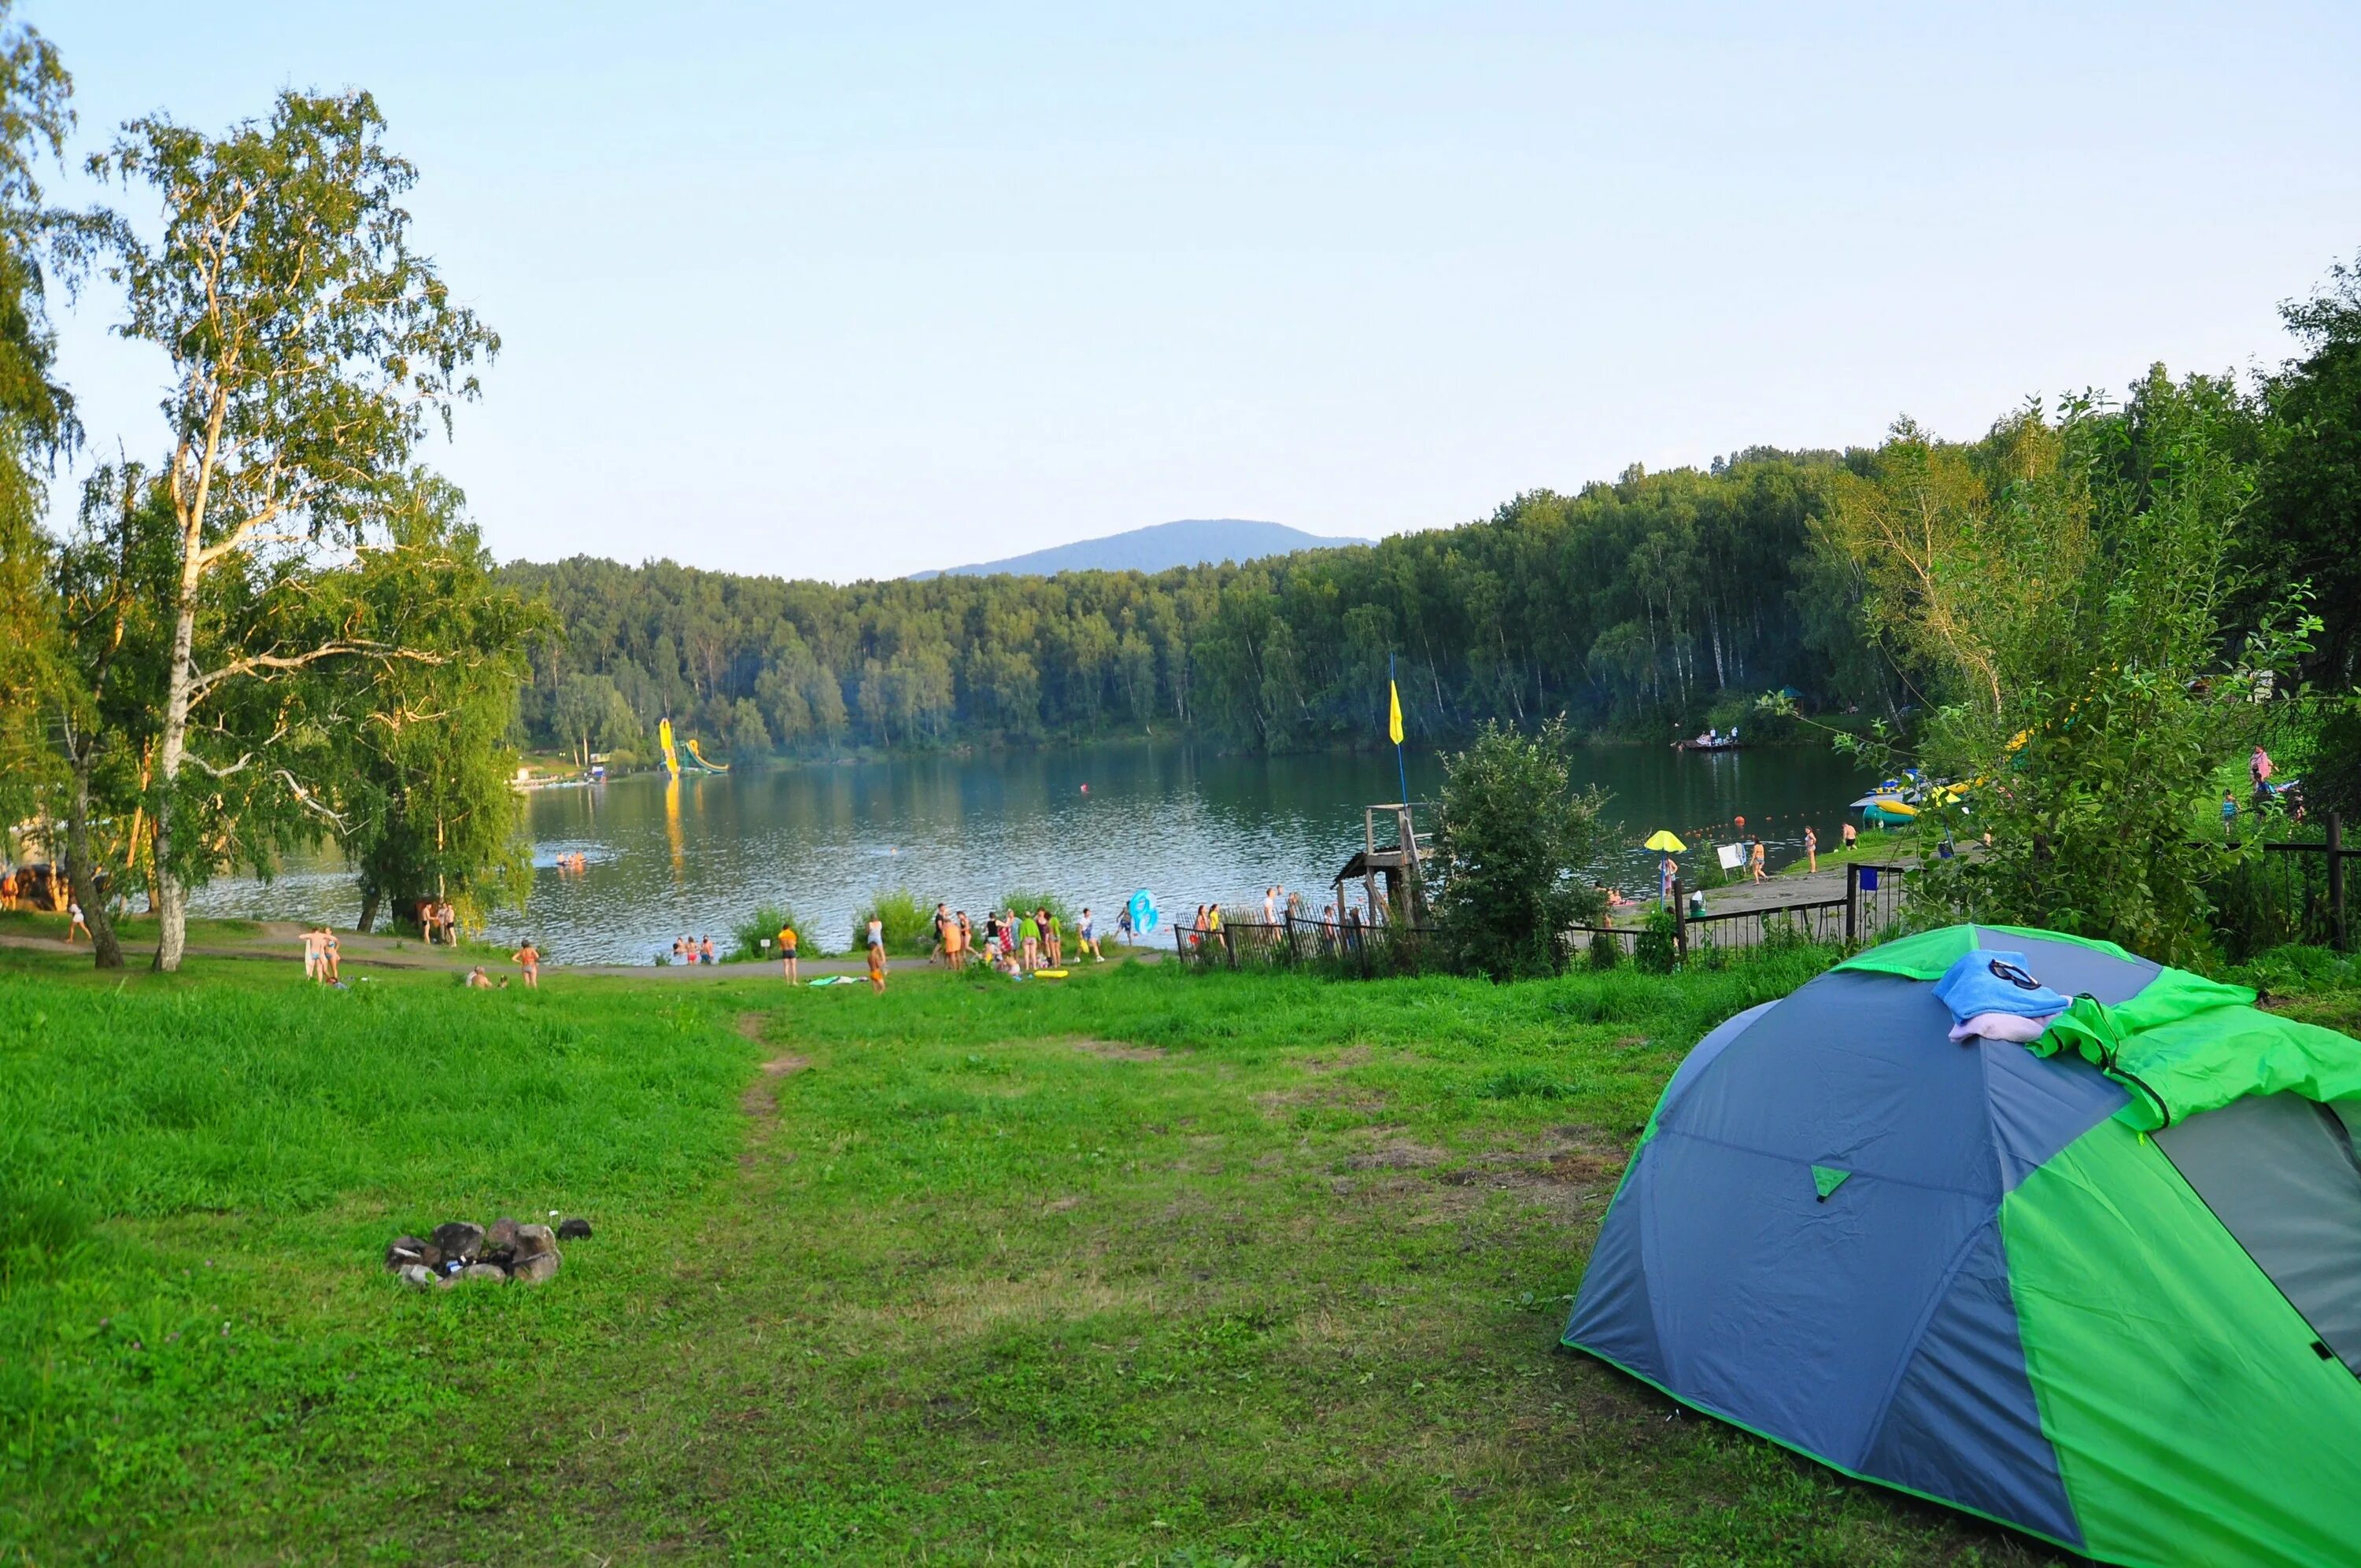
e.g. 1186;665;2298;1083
190;742;1871;964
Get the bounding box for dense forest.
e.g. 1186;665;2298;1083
507;295;2358;765
505;451;1875;762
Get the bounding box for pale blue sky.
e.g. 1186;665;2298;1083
37;2;2361;581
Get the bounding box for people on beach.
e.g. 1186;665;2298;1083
301;925;323;980
866;915;885;956
1078;906;1101;961
1842;821;1858;850
1750;839;1767;884
465;965;493;988
1804;825;1819;873
866;938;887;994
514;938;541;988
777;919;799;981
1659;854;1678;907
322;928;341;983
1042;907;1062;966
699;934;715;964
1263;886;1278;923
673;935;689;964
955;911;973;966
1018;909;1040;972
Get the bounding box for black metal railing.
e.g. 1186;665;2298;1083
1173;917;1438;978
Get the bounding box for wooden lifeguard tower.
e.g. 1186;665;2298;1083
1332;802;1433;924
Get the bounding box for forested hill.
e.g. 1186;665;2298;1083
912;518;1370;578
503;449;1879;762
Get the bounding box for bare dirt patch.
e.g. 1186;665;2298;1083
1070;1038;1166;1062
1342;1134;1450;1171
1299;1044;1373;1074
737;1013;811;1120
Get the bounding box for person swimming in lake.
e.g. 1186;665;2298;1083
673;935;689;964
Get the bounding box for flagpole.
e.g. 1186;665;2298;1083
1391;651;1409;806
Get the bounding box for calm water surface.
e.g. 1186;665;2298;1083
190;743;1871;963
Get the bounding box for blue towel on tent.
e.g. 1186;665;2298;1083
1931;950;2071;1023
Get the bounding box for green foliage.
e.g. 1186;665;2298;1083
501;454;1855;758
1587;928;1622;970
2307;703;2361;825
86;88;497;968
999;888;1074;928
1431;717;1609;979
1634;906;1679;973
1828;371;2307;964
2248;253;2361;687
730;904;813;961
850;887;936;955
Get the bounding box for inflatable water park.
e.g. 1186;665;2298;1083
658;716;729;777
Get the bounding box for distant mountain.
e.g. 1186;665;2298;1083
911;518;1370;580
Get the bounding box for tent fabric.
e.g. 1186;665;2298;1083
2038;980;2361;1131
1836;924;2152;988
2156;1094;2361;1374
2001;1117;2361;1568
1565;924;2361;1567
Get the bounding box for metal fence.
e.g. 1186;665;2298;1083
1173;917;1438;978
2207;816;2352;957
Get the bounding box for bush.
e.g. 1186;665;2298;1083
730;904;813;961
1431;717;1609;980
999;889;1076;929
1634;906;1680;974
1587;928;1622;970
851;888;938;955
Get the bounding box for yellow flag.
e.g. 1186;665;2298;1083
1387;680;1404;745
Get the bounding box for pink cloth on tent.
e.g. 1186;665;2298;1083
1948;1011;2056;1045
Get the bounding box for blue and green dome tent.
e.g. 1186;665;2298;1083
1563;924;2361;1568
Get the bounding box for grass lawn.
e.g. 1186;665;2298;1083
4;943;2084;1564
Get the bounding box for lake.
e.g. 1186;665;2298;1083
189;742;1872;963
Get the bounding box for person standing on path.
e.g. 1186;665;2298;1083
301;925;322;980
1749;839;1767;884
321;928;342;983
1842;821;1858;851
1804;825;1819;874
66;898;91;944
1659;854;1677;908
777;919;799;981
513;939;541;989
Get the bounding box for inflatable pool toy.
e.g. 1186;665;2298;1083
1036;968;1070;979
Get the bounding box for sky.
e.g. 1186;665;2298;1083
34;2;2361;583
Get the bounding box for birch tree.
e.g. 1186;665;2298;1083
87;91;495;969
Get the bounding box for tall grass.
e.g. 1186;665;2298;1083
850;888;938;955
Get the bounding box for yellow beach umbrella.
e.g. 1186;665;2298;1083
1644;829;1688;853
